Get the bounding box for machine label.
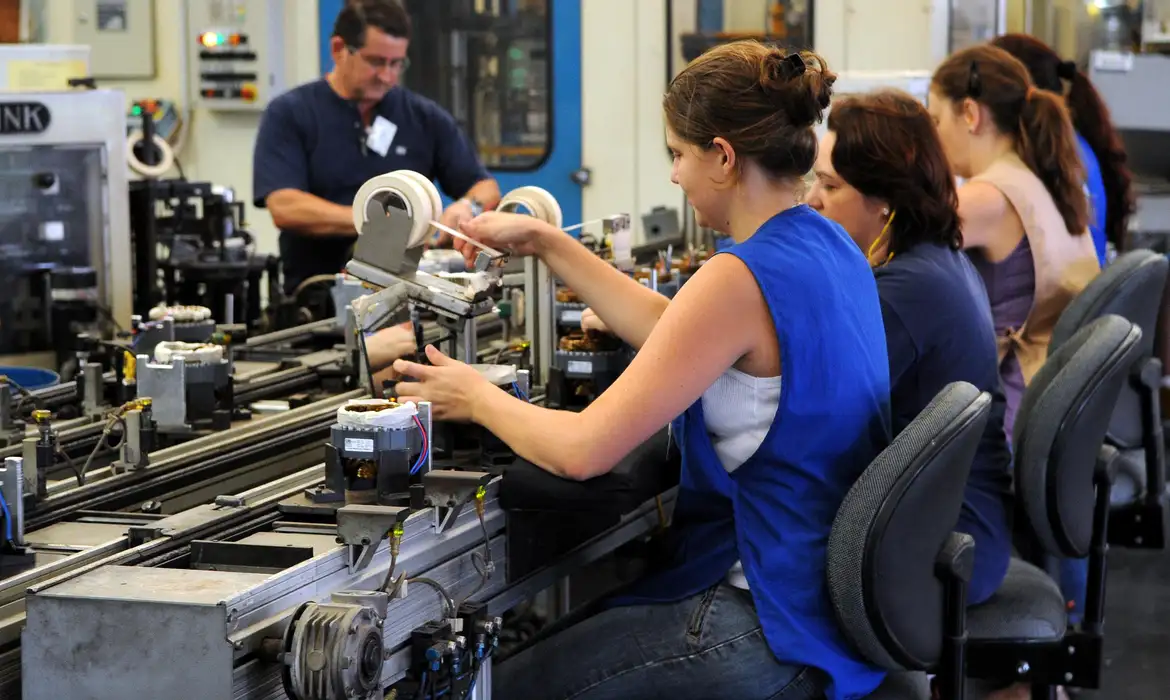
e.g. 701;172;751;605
344;438;375;453
0;101;51;134
567;360;593;374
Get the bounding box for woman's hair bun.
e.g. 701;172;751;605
758;48;836;127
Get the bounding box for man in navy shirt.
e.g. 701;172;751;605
253;0;500;296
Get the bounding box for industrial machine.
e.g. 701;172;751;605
0;88;131;370
1090;50;1170;250
0;168;690;699
128;174;280;332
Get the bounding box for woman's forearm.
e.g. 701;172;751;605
534;224;670;349
472;384;608;480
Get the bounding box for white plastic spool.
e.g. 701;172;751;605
351;169;443;248
498;186;563;228
126;131;175;178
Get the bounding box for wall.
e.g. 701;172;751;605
40;0;322;257
579;0;682;240
35;0;1008;255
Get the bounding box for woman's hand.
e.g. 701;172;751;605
391;345;495;422
364;323;417;372
456;212;553;269
580;308;612;334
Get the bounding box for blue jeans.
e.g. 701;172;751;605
492;583;824;700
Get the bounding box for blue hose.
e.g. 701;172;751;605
0;487;13;543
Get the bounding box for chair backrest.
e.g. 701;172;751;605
1050;249;1168;448
827;382;991;671
1014;314;1143;558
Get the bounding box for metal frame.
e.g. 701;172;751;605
0;89;132;326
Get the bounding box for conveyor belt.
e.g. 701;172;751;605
20;390;363;531
0;464;332;698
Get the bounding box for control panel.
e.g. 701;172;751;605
185;0;286;111
127;99;181;141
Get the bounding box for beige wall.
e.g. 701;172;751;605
41;0;322;257
36;0;1021;254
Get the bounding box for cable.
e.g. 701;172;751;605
410;414;430;474
56;447;83;487
380;522;405;594
407;576;456;618
510;382;527;402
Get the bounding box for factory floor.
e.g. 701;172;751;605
1092;546;1170;698
499;544;1170;697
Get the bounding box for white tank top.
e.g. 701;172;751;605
700;367;782;589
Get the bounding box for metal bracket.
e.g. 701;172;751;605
336;504;410;573
214;494;246;508
423;470;492;534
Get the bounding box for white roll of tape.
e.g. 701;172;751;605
126;131;175;179
351;170;439;248
499;186;563;229
397;170;444;227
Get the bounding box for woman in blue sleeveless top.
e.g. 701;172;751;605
991;34;1137;267
393;41;891;700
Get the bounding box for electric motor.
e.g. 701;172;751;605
281;600;387;700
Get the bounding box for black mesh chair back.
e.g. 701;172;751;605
964;315;1144;696
1015;314;1144;557
1050;249;1167;448
827;381;990;697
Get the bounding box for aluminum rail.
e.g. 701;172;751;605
0;464;331;697
22;389;363;530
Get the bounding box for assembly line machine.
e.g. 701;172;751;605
0;171;681;700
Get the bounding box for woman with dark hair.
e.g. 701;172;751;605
929;44;1100;436
393;40;892;699
807;89;1012;605
991;33;1136;264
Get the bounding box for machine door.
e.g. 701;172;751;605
318;0;583;228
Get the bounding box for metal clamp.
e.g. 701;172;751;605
336;504;410;573
423;470;492;534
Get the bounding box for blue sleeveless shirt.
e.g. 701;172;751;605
616;206;892;699
1075;131;1108;267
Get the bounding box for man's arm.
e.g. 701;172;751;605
461;178;502;210
265;190;356;236
253;97;356;236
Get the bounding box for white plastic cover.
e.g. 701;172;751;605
336;398;419;430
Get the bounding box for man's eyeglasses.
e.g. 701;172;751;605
347;47;410;72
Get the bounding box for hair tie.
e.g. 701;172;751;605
1057;60;1077;81
780;52;807;80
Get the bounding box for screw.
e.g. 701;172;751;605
1064;672;1073;682
233;640;244;650
1068;646;1075;655
375;618;383;628
1017;662;1030;675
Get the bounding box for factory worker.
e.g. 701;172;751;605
806;89;1012;607
991;34;1135;267
395;41;893;700
928;44;1099;438
252;0;499;299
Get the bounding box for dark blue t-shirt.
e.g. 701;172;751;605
252;80;491;293
875;242;1013;605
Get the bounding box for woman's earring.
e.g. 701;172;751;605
881;208;890;218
